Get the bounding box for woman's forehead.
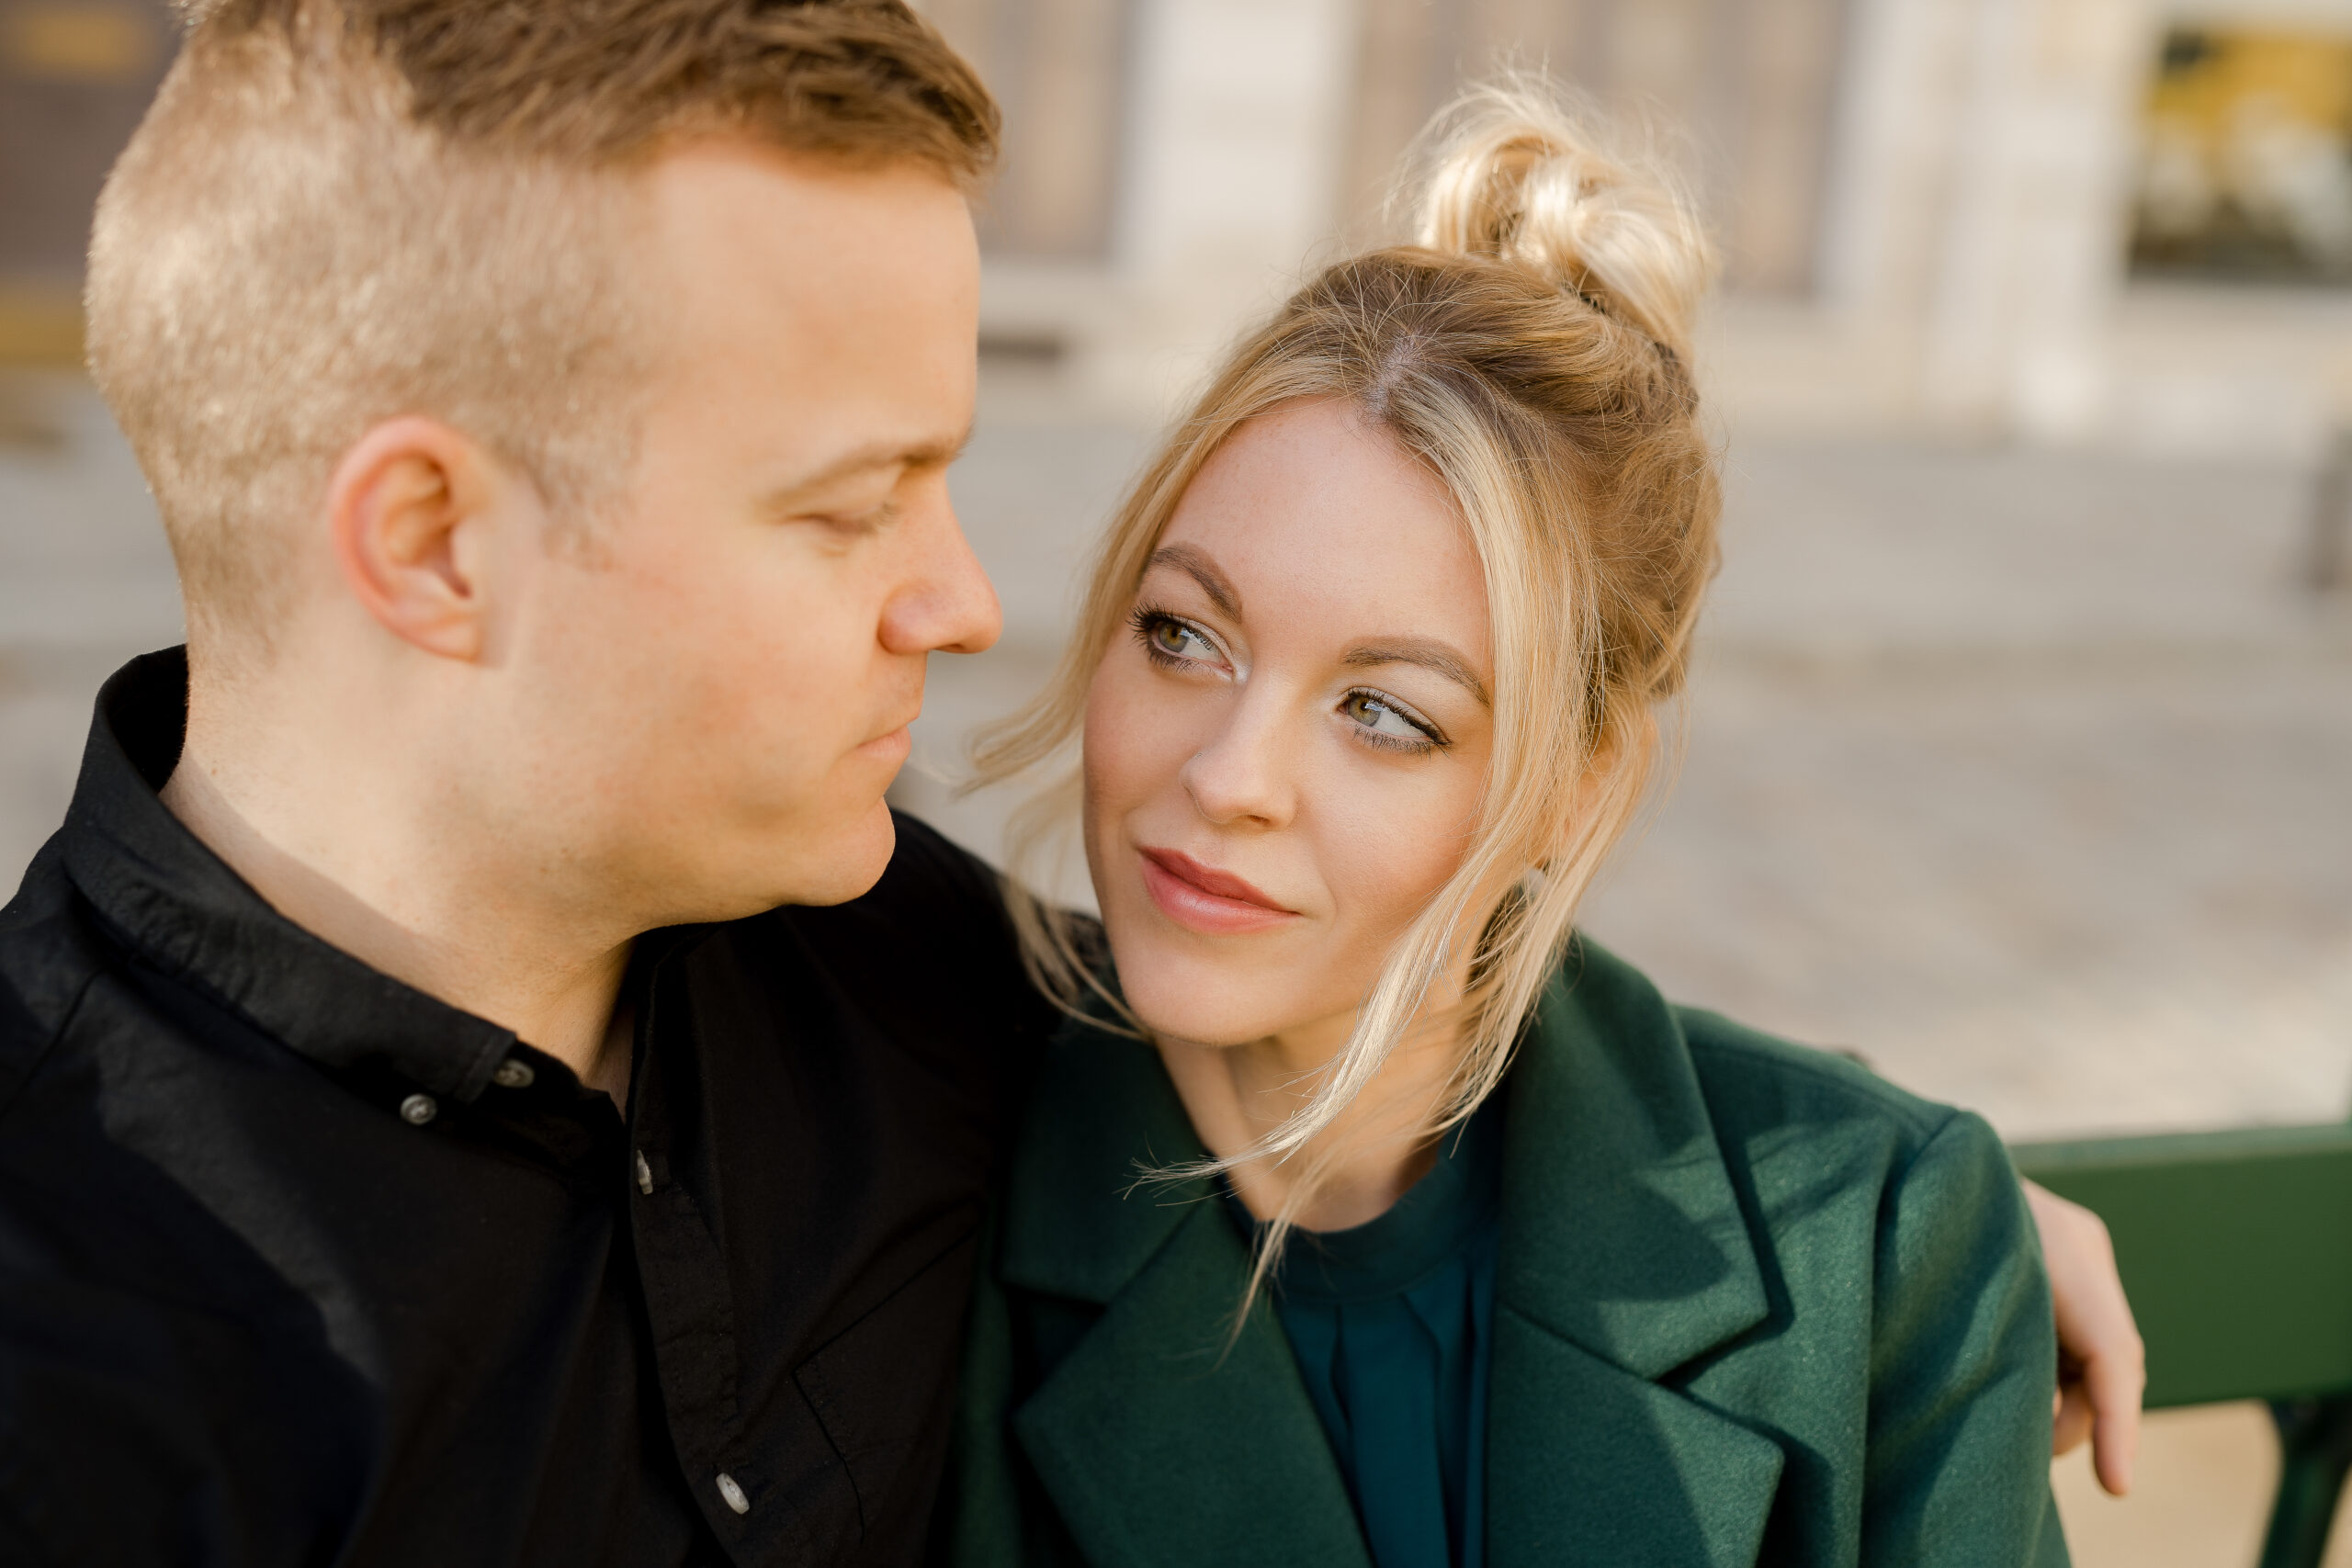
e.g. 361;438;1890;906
1158;401;1490;659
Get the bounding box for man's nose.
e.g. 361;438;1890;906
1180;692;1296;829
879;488;1001;657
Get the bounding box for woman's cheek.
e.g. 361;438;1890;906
1317;760;1479;955
1081;657;1162;821
1088;652;1226;819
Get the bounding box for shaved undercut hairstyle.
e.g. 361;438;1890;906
85;0;996;660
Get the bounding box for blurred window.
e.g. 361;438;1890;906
2131;28;2352;286
0;0;175;365
922;0;1133;262
1342;0;1852;295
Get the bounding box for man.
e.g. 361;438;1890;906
0;2;1048;1562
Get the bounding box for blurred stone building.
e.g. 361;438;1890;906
922;0;2352;457
8;0;2352;456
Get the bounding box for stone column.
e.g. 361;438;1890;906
1089;0;1362;414
1822;0;2149;439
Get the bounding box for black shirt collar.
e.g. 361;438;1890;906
61;648;521;1103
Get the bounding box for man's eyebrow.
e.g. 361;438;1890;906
1143;544;1242;620
763;426;973;506
1342;638;1491;706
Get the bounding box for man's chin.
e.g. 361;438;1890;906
658;800;899;922
773;801;899;908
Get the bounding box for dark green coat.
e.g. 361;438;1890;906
944;940;2068;1567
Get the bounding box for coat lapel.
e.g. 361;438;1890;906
999;1025;1373;1568
1487;1308;1785;1565
1487;938;1786;1566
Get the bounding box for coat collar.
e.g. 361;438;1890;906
999;938;1784;1566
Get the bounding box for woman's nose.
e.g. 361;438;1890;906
1178;696;1296;829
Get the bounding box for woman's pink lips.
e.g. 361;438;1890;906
1137;849;1299;935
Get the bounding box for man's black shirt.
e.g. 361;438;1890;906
0;650;1054;1565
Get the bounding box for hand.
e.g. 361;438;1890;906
2024;1178;2144;1495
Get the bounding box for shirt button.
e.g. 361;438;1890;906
399;1093;437;1126
492;1057;536;1089
634;1149;654;1195
715;1472;750;1515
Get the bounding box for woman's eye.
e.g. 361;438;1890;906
1340;690;1442;750
1151;620;1199;657
1131;609;1220;667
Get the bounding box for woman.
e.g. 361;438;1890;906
945;87;2070;1566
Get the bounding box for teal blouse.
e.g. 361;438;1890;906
1227;1100;1504;1568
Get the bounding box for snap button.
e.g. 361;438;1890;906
715;1471;749;1515
635;1149;654;1196
399;1093;437;1126
492;1057;535;1089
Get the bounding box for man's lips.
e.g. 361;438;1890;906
1137;848;1299;935
855;714;921;758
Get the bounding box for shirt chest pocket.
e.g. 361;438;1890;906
792;1231;981;1543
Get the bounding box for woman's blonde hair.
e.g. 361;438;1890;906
970;80;1721;1264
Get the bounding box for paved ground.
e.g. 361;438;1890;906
6;372;2350;1562
2055;1402;2352;1567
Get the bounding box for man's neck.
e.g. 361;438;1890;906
160;724;637;1094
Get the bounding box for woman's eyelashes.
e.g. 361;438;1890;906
1340;689;1447;754
1130;605;1229;673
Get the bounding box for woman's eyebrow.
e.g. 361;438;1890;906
1144;545;1243;620
1343;639;1491;706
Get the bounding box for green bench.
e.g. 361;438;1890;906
2013;1123;2352;1568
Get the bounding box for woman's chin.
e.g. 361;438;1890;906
1120;984;1279;1051
1104;908;1341;1049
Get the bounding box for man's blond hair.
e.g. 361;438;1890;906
85;0;997;660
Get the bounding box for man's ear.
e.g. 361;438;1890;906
326;416;514;661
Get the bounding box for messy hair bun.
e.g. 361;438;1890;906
1415;80;1714;355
